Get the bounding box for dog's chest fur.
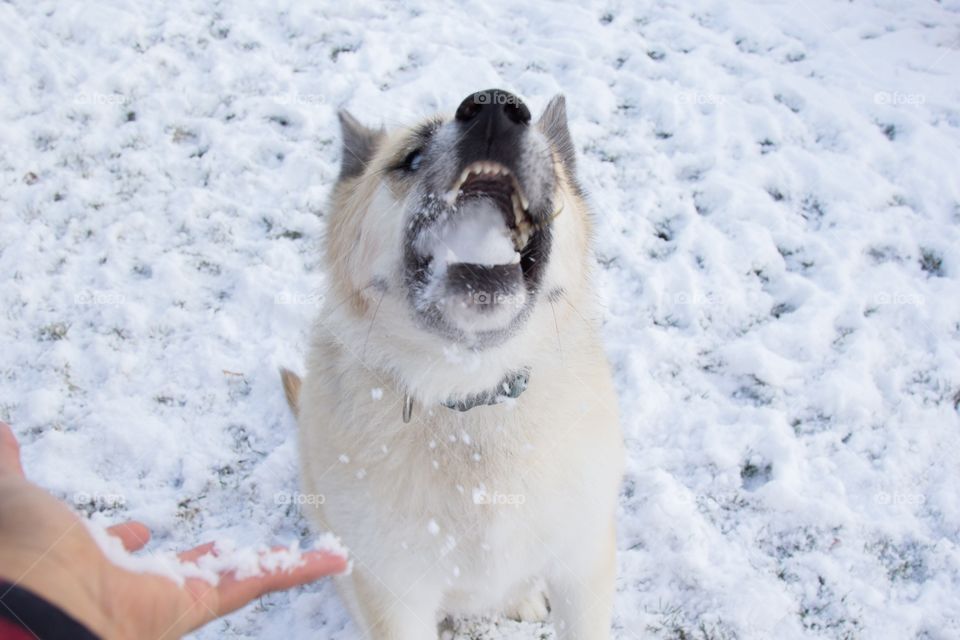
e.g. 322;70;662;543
298;334;621;614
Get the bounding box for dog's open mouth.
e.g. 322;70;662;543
416;160;544;290
443;161;535;252
408;157;553;338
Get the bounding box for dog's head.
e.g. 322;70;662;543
325;89;587;354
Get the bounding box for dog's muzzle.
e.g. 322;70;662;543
404;89;558;346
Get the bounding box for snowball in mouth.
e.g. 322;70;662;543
424;199;520;272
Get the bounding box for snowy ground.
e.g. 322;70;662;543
2;0;960;638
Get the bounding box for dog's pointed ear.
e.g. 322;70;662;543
338;110;384;179
537;94;577;177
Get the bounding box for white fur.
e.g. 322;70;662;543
296;124;623;639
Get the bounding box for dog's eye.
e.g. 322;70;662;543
400;149;423;172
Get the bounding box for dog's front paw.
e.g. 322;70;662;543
505;588;550;623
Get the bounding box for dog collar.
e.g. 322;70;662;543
402;369;530;423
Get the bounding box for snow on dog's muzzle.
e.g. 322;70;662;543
416;162;529;318
404;89;559;344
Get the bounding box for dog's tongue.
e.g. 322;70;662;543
429;199;519;269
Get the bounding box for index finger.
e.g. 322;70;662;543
186;549;348;630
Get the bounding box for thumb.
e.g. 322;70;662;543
0;421;25;478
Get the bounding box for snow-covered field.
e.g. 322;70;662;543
2;0;959;638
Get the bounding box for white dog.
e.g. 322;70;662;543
282;89;623;639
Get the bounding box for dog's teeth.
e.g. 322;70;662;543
512;215;533;250
511;193;524;222
449;162;518;202
514;229;529;251
519;193;529;211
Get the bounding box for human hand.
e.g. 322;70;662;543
0;421;347;639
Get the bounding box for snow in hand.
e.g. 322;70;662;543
86;518;348;585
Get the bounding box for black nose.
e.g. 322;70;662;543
454;89;531;164
455;89;531;128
